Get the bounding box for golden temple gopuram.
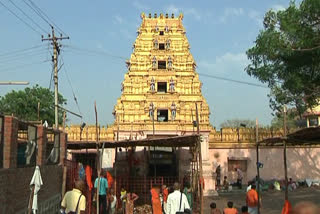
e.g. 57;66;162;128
110;12;212;141
64;13;320;196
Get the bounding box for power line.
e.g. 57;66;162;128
61;55;83;117
23;0;68;36
197;72;268;89
0;49;48;64
0;44;45;57
0;60;49;73
7;0;48;34
0;0;42;35
64;45;127;60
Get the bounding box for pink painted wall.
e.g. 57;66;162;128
208;147;320;184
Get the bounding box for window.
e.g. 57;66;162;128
46;132;60;165
309;117;319;127
159;43;165;50
0;116;3;168
158;61;166;69
17;123;37;167
228;159;247;172
157;110;168;122
160;31;164;35
157;82;167;93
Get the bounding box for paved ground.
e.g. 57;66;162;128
203;187;320;214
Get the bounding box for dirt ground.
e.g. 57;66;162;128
204;187;320;214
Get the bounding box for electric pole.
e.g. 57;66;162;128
42;26;69;128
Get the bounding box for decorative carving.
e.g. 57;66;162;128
171;102;176;120
149;102;155;118
165;25;169;32
166;39;171;50
154;39;158;49
150;77;155;92
152;56;157;69
168;56;173;69
169;78;175;92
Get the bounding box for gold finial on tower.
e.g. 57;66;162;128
140;12;145;19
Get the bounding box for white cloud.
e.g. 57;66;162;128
132;1;150;11
198;52;248;74
219;8;244;23
272;4;286;11
165;5;202;21
166;4;180;14
113;15;124;24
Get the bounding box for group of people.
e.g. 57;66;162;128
60;170;117;214
151;182;192;214
210;184;259;214
216;165;244;191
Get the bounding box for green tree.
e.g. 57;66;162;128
246;0;320;116
220;119;256;128
0;85;66;125
270;108;307;130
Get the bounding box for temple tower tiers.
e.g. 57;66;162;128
110;13;214;193
112;12;212;140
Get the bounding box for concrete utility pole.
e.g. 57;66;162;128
42;26;69;128
195;103;204;214
256;118;260;214
283;105;288;201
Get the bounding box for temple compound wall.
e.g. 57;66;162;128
66;125;320;196
65;12;320;196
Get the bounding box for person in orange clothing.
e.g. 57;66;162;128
223;201;238;214
106;171;114;190
151;185;162;214
281;200;292;214
85;165;93;191
162;184;169;214
246;184;258;214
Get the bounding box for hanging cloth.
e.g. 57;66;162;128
85;165;93;190
29;166;43;214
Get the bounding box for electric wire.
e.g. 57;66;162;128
64;45;268;89
64;45;127;60
48;64;54;90
60;55;83;117
7;0;48;34
0;60;50;73
0;49;48;64
0;44;45;57
197;72;268;89
0;0;42;35
22;0;68;36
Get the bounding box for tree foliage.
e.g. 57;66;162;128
246;0;320;116
0;85;66;125
270;108;307;130
220;119;256;128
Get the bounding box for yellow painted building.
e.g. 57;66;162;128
111;12;211;141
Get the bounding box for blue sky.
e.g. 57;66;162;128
0;0;292;128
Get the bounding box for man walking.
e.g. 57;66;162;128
61;180;86;214
216;165;221;189
94;171;109;214
246;184;258;214
235;168;243;189
162;184;169;214
167;182;190;214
